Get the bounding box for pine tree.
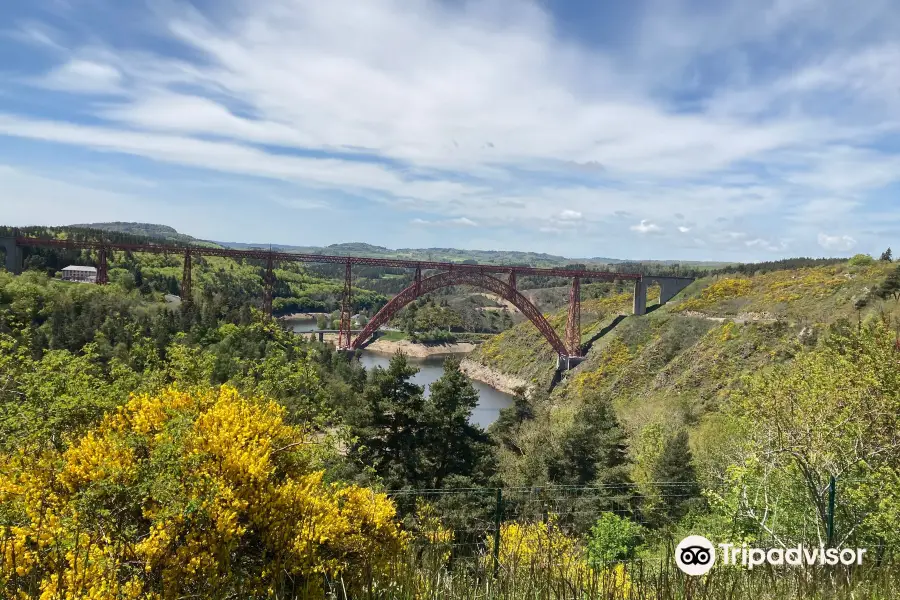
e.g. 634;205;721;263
650;429;701;525
544;396;633;531
353;353;427;489
880;247;893;262
879;266;900;301
491;388;534;454
547;397;629;487
421;356;495;488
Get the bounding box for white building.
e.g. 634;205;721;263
61;265;98;283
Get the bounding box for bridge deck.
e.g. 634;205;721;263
11;236;642;281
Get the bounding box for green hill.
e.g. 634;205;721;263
468;259;900;487
69;222;203;244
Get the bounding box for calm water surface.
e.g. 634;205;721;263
356;353;514;429
286;317;514;428
284;316;320;332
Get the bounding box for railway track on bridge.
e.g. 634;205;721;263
1;235;691;367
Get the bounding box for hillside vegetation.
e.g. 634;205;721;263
470;259;900;490
3;227;900;598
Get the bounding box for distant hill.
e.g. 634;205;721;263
70;222;202;245
215;239;578;268
58;223;728;270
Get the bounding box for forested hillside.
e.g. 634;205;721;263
2;229;900;598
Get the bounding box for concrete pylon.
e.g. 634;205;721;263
633;276;693;315
1;237;23;274
658;277;693;303
632;279;648;316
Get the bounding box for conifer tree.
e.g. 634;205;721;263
421;356;495;488
353;353;427;489
650;429;701;525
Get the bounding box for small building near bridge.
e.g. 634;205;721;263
61;265;97;283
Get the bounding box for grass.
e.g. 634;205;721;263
316;551;900;599
379;330;409;341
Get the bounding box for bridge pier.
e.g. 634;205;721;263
633;280;648;316
1;237;23;274
658;277;693;303
633;276;693;315
556;355;586;371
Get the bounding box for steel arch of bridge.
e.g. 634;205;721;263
351;270;570;357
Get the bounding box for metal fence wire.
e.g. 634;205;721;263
386;483;711;565
381;477;891;570
304;479;900;600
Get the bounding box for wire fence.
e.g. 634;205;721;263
311;480;900;599
375;478;899;569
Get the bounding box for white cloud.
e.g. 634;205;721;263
2;0;900;257
36;59;123;94
818;232;857;251
745;238;788;252
410;216;478;227
630;219;662;234
558;209;582;221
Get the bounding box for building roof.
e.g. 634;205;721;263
62;265;98;272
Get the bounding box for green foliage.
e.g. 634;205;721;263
647;430;702;526
350;354;495;493
848;253;875;267
880;247;893;262
720;319;900;546
586;513;646;567
877;265;900;300
546;396;629;488
422;357;495;488
352;353;428;489
0;335;146;451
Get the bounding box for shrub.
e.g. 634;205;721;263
484;518;632;594
586;513;646;567
676;278;752;312
0;385;406;599
848;253;875;267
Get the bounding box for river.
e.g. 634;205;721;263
286;316;514;428
286;316;322;332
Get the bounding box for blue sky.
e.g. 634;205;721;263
1;0;900;261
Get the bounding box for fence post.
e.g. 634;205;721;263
826;476;836;546
492;488;503;579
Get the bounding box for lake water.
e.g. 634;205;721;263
284;316;320;332
286;317;514;428
356;353;514;429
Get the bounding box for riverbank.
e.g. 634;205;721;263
363;337;477;358
279;312;328;320
459;359;532;398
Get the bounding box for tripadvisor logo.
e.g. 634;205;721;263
675;535;716;576
675;535;868;576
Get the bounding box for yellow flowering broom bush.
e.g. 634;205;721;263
0;385;406;599
484;518;632;596
676;278;753;313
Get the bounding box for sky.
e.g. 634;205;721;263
1;0;899;261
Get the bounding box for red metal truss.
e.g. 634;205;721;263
14;236;650;358
565;277;581;357
338;261;353;349
181;248;192;305
262;251;274;316
14;237;641;281
97;248;109;285
351;270;570;357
